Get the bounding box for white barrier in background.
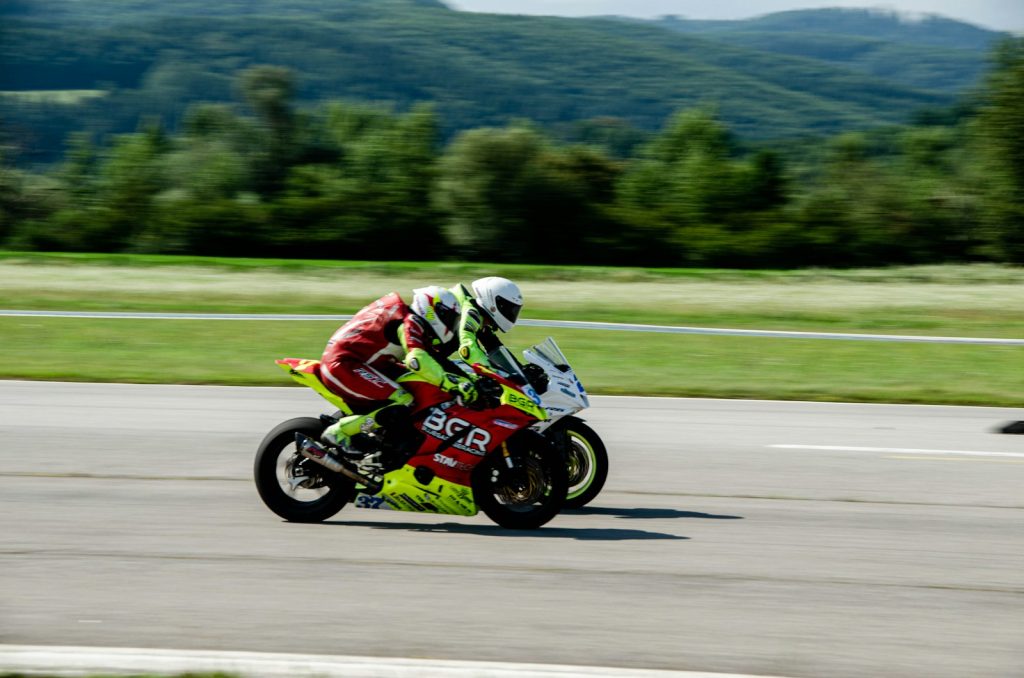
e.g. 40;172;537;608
2;309;1022;345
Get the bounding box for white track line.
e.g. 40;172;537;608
0;645;787;678
770;444;1024;459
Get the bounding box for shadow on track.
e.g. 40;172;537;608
565;506;744;520
321;520;688;541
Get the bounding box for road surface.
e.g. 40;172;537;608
1;381;1022;677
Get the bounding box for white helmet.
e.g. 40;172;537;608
471;276;523;333
411;286;461;344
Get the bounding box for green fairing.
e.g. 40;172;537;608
452;283;491;367
378;465;477;516
276;360;353;415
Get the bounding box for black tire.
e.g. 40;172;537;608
254;417;355;523
560;418;609;509
473;432;567;529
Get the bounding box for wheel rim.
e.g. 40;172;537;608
565;430;597;501
492;452;553;513
275;442;331;504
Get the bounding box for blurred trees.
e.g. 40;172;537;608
3;44;1024;267
436;126;621;263
973;38;1024;262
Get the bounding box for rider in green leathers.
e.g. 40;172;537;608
450;276;525;369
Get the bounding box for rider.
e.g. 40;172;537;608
450;276;524;368
303;286;477;468
450;276;549;393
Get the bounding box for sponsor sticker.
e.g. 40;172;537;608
433;453;473;471
354;367;389;388
355;494;388;509
493;419;518;430
422;408;492;454
504;390;536;410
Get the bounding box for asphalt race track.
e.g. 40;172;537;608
1;381;1022;677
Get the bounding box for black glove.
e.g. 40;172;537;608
522;363;549;395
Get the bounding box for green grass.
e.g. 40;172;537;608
2;318;1021;406
3;252;1024;336
1;253;1022;405
0;89;107;104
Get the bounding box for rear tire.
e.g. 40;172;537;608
560;418;609;509
254;417;354;523
474;432;567;529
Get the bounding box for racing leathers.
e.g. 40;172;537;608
450;282;548;394
319;292;475;453
451;283;503;368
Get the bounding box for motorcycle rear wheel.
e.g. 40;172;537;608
473;435;567;530
561;418;609;509
254;417;355;523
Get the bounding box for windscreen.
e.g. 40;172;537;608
531;338;569;370
487;345;527;381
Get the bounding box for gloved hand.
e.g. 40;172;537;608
522;363;549;394
447;375;478;404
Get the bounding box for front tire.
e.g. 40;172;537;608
254;417;355;522
560;418;609;509
473;432;567;529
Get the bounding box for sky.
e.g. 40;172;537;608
447;1;1024;33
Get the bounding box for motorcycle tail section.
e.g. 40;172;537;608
275;359;353;415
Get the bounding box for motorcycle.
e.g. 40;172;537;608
471;338;608;509
254;358;568;529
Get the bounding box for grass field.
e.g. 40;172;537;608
1;252;1022;406
0;89;107;104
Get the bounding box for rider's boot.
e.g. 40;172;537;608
321;389;414;456
321;412;381;460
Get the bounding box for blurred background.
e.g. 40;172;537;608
1;0;1022;269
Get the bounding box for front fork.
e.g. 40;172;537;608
492;430;563;490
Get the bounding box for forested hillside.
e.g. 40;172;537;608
645;9;1002;94
2;2;1021;270
0;0;993;164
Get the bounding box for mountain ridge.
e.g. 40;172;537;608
0;3;1002;163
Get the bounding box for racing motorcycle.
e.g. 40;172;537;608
254;359;568;529
462;338;608;509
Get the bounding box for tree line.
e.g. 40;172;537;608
1;39;1023;267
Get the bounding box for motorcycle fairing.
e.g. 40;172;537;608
498;383;547;420
353;464;477;516
275;358;354;415
523;338;589;433
351;375;548;513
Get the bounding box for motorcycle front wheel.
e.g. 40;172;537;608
473;434;567;530
254;417;355;523
561;418;609;509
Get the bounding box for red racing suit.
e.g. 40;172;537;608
320;292;458;407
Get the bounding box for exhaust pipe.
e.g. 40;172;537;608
295;433;382;494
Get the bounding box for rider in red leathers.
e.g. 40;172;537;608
299;286;476;471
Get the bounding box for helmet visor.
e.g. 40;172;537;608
435;300;459;332
495;296;521;325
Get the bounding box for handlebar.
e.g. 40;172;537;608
471;375;504;410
